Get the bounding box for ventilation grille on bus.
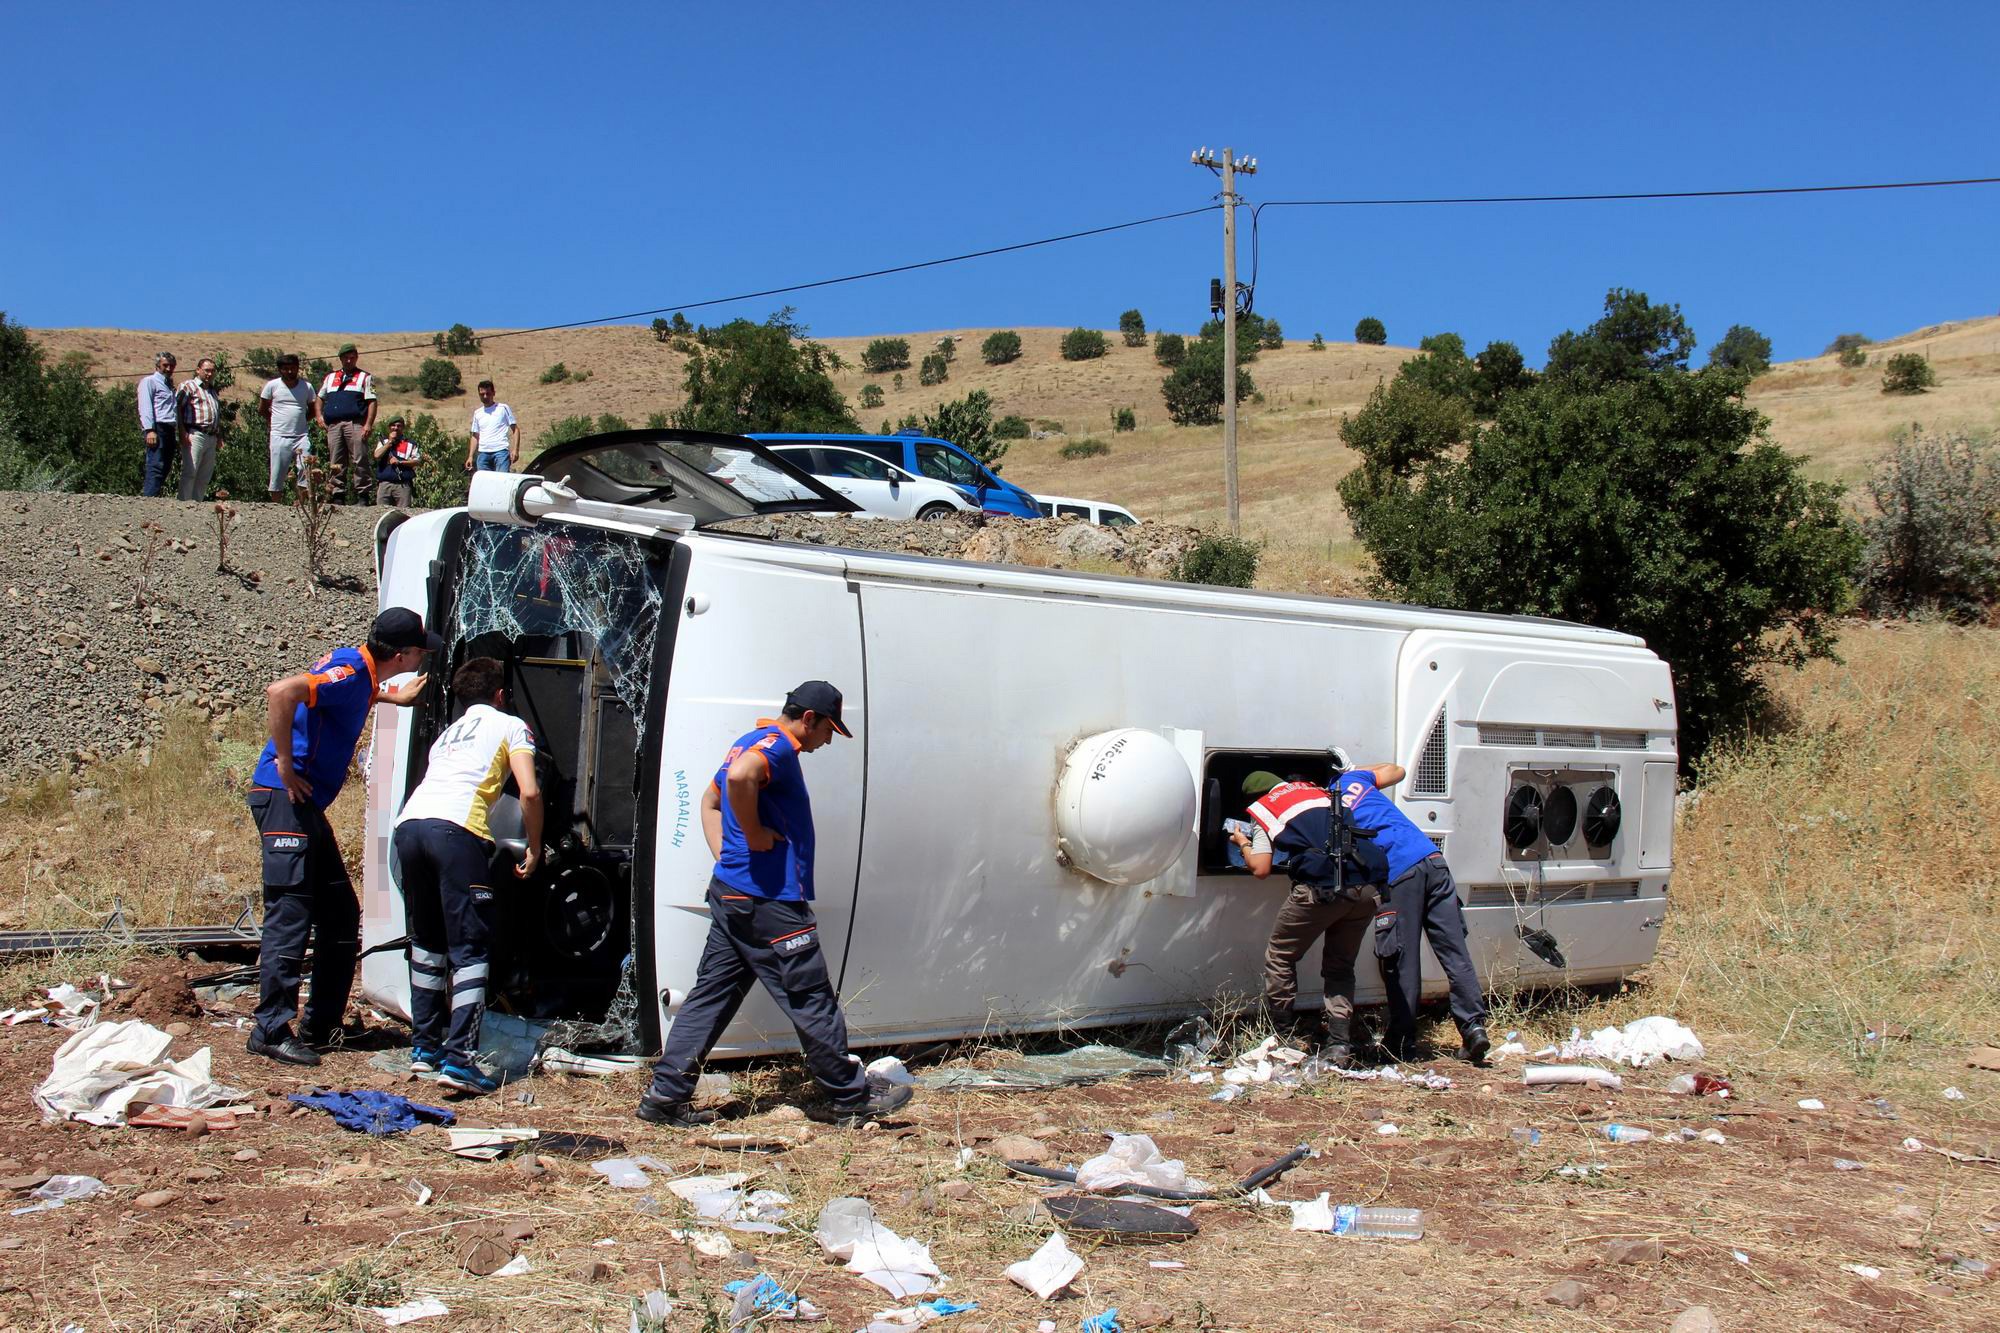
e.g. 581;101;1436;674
1426;834;1447;852
1479;724;1650;751
1412;708;1449;796
1466;879;1639;908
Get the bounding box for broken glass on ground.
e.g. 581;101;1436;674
918;1044;1168;1091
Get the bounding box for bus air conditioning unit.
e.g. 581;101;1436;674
1502;768;1623;862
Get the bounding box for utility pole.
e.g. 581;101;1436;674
1190;146;1256;536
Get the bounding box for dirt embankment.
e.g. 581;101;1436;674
0;494;1209;778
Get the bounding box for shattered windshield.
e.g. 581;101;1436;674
527;430;853;526
450;521;664;743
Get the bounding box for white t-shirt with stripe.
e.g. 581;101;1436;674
396;704;537;841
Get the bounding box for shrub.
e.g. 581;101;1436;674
1112;406;1136;433
1176;533;1261;588
1826;332;1872;359
433;323;481;356
1857;431;2000;621
1198;317;1261;362
859;384;884;409
1354;317;1387;345
935;335;956;364
980;330;1023;365
671;313;693;335
1161;335;1254;426
306;357;333;383
417;358;462;399
383;374;421;393
892;372;903;392
673;308;858;434
243;346;284;377
919;389;1004;466
1881;352;1937;395
1309;332;1326;351
1257;319;1283;351
651;317;671;342
1839;345;1869;368
1153;332;1187;368
861;337;911;373
1708;324;1773;376
1060;328;1109;361
539;362;570;384
1119;309;1147;347
407;413;466;510
536;414;600;449
1059;438;1109;460
995;414;1030;439
919;352;949;387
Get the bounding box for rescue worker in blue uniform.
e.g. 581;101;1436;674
636;681;915;1129
246;608;439;1066
1336;761;1492;1064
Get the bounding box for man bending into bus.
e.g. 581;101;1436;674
392;657;543;1094
636;681;914;1129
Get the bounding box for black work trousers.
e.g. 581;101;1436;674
1373;854;1487;1046
392;818;499;1065
247;788;359;1044
647;879;868;1106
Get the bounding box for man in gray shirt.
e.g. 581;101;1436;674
137;351;179;497
259;354;318;502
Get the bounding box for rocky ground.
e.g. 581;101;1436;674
0;494;1213;779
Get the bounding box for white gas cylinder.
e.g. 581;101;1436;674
1054;728;1197;885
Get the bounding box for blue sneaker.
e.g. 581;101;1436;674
436;1060;500;1095
410;1046;441;1075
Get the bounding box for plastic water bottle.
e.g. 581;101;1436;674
1603;1123;1653;1144
1330;1205;1424;1240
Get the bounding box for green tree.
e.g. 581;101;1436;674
1544;288;1695;387
673;308;858;435
1340;362;1858;761
1119;309;1147;347
1176;533;1261;587
243;346;285;377
1354;317;1387;346
1257;318;1284;350
1153;332;1187;368
1881;352;1937;394
860;338;911;373
934;335;956;364
981;330;1023;365
919;389;1004;467
407;413;467;509
859;384;884;409
1471;340;1534;416
1198;316;1262;362
1060;328;1109;361
1309;332;1326;351
418;358;463;399
1826;332;1871;362
651;317;672;342
994;414;1030;439
535;415;599;449
433;323;481;356
1161;334;1254;426
1338;378;1475;481
919;352;949;387
1708;324;1773;376
1397;332;1477;403
1112;406;1136;432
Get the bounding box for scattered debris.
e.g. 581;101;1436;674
1840;1263;1883;1280
1079;1311;1122;1333
9;1175;106;1216
862;1297;979;1331
668;1172;791;1233
371;1297;449;1326
1833;1158;1864;1171
1797;1098;1826;1111
288;1089;455;1135
1665;1072;1733;1097
1248;1192;1424;1239
1074;1135;1208;1194
1557;1016;1703;1067
538;1047;644;1077
1007;1232;1084;1299
1603;1124;1653;1144
919;1045;1167;1091
1043;1195;1198;1238
666;1228;734;1258
1942;1086;1966;1101
444;1126;539;1159
490;1254;533;1277
33;1019;249;1127
629;1291;672;1332
1523;1064;1622;1091
867;1055;918;1086
458;1237;511;1276
594;1159;666;1190
725;1274;823;1323
814;1196;943;1298
1509;1127;1542;1146
1375;1123;1400;1137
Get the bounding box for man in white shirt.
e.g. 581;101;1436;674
259;354;318;501
392;657;543;1094
466;380;518;473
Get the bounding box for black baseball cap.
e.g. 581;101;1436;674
786;680;851;737
372;607;444;653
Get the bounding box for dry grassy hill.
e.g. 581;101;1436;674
33;313;2000;592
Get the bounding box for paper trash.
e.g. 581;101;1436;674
371;1297;449;1325
1558;1016;1703;1068
1074;1134;1208;1194
33;1019;247;1127
867;1055;918;1086
815;1197;943;1298
1006;1231;1084;1300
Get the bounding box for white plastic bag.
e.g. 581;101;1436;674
1006;1231;1083;1299
1073;1134;1208;1194
814;1197;942;1298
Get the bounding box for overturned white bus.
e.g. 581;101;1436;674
360;430;1677;1059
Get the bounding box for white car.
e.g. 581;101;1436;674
768;443;976;521
1034;494;1140;527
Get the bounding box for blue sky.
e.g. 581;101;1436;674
5;3;1995;363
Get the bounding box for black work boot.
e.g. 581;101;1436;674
247;1033;322;1067
806;1078;915;1127
634;1094;719;1129
1456;1024;1492;1066
1320;1015;1357;1070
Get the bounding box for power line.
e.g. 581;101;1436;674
74;204;1221;381
1243;173;2000;299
